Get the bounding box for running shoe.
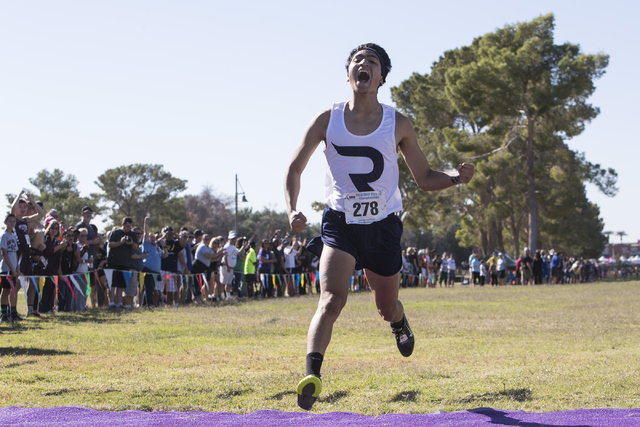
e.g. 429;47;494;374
297;374;322;410
391;315;415;357
11;314;24;322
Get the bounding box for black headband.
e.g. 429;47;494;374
361;47;386;75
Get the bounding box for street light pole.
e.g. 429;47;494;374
235;174;247;233
235;174;238;232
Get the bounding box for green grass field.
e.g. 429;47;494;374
1;281;639;414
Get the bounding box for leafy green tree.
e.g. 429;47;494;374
392;51;509;255
94;164;188;230
444;13;609;251
392;14;616;258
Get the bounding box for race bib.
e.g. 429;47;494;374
344;191;387;225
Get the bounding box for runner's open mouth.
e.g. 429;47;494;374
357;70;370;82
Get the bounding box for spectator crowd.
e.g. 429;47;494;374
399;246;625;288
1;192;633;324
1;192;322;323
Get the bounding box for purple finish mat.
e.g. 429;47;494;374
2;407;640;426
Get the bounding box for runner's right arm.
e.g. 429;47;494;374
284;109;330;232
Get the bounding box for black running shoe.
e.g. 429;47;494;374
11;314;24;322
391;315;415;357
297;374;322;410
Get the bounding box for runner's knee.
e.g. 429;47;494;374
378;306;397;322
318;293;345;319
377;299;402;322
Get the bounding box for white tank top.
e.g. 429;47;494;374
324;101;403;217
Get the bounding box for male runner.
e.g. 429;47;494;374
285;43;474;410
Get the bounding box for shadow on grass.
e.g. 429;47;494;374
469;408;590;427
459;388;532;404
390;390;420;403
319;390;348;404
216;388;253;400
0;347;74;356
4;359;37;369
0;322;47;333
43;388;82;396
267;389;349;404
267;390;296;401
43;387;121;396
53;309;136;324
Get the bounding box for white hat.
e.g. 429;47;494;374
228;231;237;239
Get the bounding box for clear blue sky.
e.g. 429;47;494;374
1;1;638;246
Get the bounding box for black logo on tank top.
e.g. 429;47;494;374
331;143;383;192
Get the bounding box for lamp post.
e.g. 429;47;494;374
235;174;248;233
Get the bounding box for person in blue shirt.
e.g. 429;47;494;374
542;251;550;283
470;251;481;285
141;217;167;307
550;251;563;284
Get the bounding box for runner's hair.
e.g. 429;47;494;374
346;43;392;86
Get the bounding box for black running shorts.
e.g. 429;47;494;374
307;208;402;277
